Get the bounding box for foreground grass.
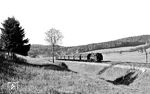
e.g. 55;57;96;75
1;55;150;94
0;61;119;94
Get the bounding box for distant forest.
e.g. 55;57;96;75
28;35;150;57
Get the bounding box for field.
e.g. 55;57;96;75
1;46;150;94
82;45;150;63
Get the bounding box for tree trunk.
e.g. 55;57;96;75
7;51;12;59
52;44;55;63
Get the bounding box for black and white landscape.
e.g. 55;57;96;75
0;0;150;94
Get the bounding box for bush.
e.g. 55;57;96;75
56;62;68;69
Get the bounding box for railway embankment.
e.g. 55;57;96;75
58;60;150;73
58;60;150;86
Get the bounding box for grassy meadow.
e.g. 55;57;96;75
1;48;150;94
83;45;150;63
103;52;148;63
0;54;130;94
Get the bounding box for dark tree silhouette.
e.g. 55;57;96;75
0;17;30;56
0;39;2;51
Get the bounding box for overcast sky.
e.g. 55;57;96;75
0;0;150;46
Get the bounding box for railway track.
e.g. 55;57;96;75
57;52;150;72
57;59;150;72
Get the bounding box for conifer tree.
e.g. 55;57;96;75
0;17;30;56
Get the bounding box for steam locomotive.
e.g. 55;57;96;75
57;53;103;62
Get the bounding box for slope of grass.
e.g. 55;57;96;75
1;54;150;94
0;56;119;94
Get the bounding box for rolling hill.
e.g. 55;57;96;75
29;35;150;56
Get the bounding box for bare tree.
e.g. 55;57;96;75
45;28;63;63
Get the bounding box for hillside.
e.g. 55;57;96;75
1;53;150;93
29;35;150;56
28;44;63;57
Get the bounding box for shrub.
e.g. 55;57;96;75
56;62;68;69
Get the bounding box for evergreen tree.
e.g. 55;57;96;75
0;17;30;56
0;38;2;51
